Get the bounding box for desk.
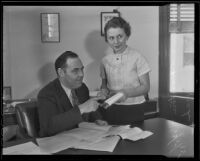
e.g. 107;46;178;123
3;118;194;157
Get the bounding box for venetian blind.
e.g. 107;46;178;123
169;4;194;32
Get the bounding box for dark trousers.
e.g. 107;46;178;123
100;103;145;125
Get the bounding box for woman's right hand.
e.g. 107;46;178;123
97;88;109;100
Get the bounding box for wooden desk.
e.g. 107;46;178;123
3;118;194;158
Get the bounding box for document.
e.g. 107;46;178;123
125;129;153;141
3;142;50;155
37;134;81;154
104;92;124;107
100;92;125;109
73;135;120;152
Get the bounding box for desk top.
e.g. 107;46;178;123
3;118;194;157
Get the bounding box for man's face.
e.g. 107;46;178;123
61;57;84;89
106;27;128;54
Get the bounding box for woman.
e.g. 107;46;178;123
99;16;151;124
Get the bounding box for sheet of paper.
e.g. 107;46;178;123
36;133;81;154
74;135;120;152
103;126;153;141
119;127;143;139
36;127;107;154
125;130;153;141
61;127;106;142
3;142;50;155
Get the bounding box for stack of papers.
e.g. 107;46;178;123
3;142;50;155
36;122;153;154
36;126;119;153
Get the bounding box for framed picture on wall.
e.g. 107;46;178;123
100;12;120;36
41;13;60;42
3;86;12;101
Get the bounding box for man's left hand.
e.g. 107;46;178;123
95;119;108;126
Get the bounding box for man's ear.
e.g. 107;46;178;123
58;68;65;77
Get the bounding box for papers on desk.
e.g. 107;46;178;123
36;122;153;154
73;135;120;152
3;142;50;155
36;126;119;153
37;134;82;154
79;122;153;141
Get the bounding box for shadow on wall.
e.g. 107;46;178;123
25;62;56;99
84;30;108;90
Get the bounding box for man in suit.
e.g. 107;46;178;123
37;51;107;137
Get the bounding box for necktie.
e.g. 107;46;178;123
71;89;79;107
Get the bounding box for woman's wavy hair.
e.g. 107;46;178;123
104;16;131;42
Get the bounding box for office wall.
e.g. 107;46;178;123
3;6;159;100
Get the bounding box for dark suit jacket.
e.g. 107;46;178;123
37;78;102;137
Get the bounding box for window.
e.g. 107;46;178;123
169;4;194;94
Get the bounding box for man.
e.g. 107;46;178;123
37;51;107;137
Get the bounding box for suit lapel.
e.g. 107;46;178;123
54;79;73;111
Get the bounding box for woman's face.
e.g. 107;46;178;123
106;27;128;54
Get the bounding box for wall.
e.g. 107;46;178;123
3;6;159;100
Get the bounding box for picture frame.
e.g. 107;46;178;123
3;86;12;101
100;12;120;36
41;13;60;42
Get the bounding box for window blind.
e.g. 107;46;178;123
169;4;194;32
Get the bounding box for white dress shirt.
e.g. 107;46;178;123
60;82;73;106
100;46;151;105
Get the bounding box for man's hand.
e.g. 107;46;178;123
78;97;100;114
95;119;108;126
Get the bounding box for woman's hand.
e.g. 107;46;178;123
109;89;128;103
95;119;108;126
97;88;109;100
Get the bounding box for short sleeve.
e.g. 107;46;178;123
136;54;151;77
100;62;106;79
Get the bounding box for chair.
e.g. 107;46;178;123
15;101;40;138
3;125;18;142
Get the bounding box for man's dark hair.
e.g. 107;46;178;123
55;51;78;75
104;16;131;42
